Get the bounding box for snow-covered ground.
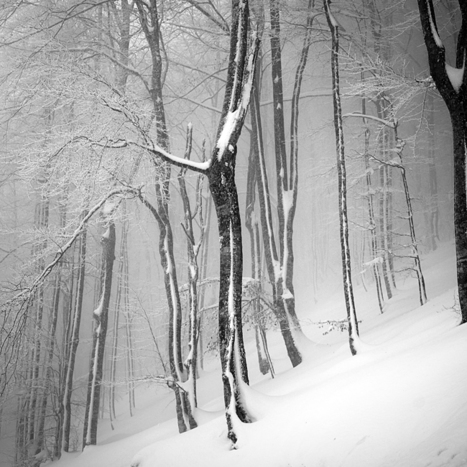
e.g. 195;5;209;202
49;241;467;467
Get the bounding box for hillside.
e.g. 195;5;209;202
49;241;467;467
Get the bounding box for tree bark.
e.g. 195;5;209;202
417;0;467;323
324;0;360;355
83;220;116;447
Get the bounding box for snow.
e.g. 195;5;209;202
216;109;240;159
427;3;443;48
46;242;467;467
446;63;464;93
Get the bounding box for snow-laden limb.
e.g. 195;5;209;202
85;137;212;174
343;112;396;129
3;187;136;308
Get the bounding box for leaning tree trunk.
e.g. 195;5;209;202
324;0;360;355
417;0;467;323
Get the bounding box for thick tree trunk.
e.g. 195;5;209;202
417;0;467;323
451;111;467;323
209;146;250;445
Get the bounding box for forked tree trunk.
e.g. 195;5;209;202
126;0;259;446
266;0;316;365
178;124;204;424
135;0;195;432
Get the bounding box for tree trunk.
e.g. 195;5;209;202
324;0;360;355
417;0;467;323
209;146;250;445
83;220;116;447
60;214;87;454
361;98;384;313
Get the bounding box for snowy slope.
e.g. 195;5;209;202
50;241;467;467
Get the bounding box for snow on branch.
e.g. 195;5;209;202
80;136;211;174
216;29;260;160
343;112;396;129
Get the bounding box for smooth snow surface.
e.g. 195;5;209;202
446;64;465;92
49;242;467;467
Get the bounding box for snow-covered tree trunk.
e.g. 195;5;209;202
205;0;259;445
250;79;301;367
135;0;192;433
268;0;315;365
116;0;259;446
324;0;360;355
82;218;116;448
417;0;467;323
209;144;251;443
178;124;203;426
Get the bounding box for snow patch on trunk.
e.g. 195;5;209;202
446;63;465;92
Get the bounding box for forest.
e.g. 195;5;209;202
0;0;466;466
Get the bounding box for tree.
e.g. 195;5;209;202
114;0;259;445
247;0;317;367
82;209;116;448
323;0;360;355
417;0;467;323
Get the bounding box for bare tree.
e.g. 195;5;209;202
324;0;360;355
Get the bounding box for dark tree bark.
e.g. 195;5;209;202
103;0;259;446
130;0;259;446
417;0;467;323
